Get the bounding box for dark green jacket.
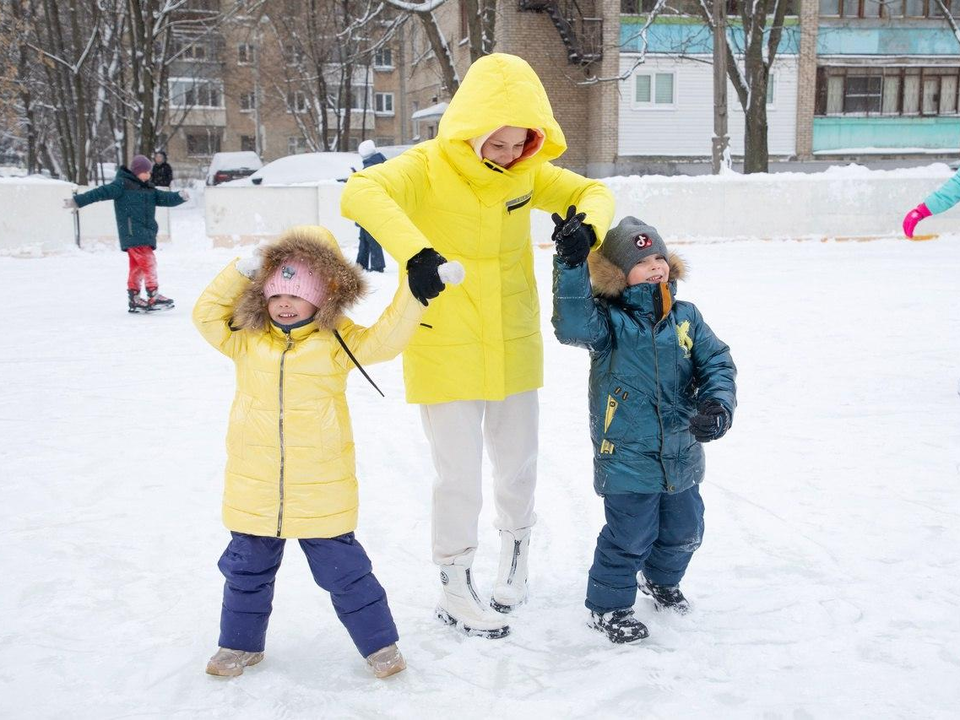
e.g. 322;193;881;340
74;167;184;251
551;252;737;496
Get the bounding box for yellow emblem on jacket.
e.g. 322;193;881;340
676;320;693;358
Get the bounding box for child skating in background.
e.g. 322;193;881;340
902;163;960;238
194;225;460;678
551;213;737;644
63;154;187;313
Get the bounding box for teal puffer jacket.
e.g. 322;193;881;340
552;252;737;496
74;167;184;251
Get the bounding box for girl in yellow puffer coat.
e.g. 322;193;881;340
341;53;615;639
194;225;444;680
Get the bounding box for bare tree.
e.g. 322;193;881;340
265;0;403;151
695;0;791;173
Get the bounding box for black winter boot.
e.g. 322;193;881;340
589;608;649;644
639;575;691;615
128;289;149;314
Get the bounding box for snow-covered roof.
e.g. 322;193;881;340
411;102;448;121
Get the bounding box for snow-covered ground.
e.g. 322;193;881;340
2;201;959;719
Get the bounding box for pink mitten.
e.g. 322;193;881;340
902;203;931;238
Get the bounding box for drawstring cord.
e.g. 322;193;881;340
333;329;384;397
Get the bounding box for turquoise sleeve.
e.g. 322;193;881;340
923;166;960;215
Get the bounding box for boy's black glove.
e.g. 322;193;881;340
689;400;730;443
407;247;447;306
551;205;596;268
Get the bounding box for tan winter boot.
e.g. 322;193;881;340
366;643;407;679
491;527;531;614
205;647;264;677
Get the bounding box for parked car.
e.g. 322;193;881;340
222;152;359;186
206;151;263;186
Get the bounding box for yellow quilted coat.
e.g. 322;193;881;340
341;53;614;404
193;226;423;538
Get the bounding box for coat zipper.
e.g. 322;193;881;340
649;315;670;488
276;333;294;537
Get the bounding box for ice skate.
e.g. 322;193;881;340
436;564;510;639
639;574;691;615
205;647;264;677
127;289;150;314
589;609;649;644
366;643;406;679
146;289;175;311
490;528;531;614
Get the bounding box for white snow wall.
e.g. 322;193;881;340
5;170;960;254
0;182;172;255
203;172;960;246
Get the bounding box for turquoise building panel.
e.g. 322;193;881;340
817;25;960;55
813;117;960;151
620;17;801;55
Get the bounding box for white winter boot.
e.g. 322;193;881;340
436;563;510;639
490;528;531;613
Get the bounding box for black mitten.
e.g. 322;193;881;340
407;247;447;306
551;205;596;267
688;400;730;443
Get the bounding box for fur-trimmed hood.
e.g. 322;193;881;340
587;250;687;299
233;225;366;331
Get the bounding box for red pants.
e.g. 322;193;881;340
127;246;158;292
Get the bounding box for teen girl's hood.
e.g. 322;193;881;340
437;54;566;182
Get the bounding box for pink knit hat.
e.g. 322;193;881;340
262;258;326;308
130;155;152;176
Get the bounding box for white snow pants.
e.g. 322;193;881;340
420;390;539;566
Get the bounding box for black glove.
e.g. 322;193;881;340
688;400;730;443
407;247;447;306
551;205;596;268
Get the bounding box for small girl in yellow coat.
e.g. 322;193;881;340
193;225;458;679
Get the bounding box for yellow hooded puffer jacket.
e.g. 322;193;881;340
193;226;423;538
341;53;615;404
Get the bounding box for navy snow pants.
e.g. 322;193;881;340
585;485;704;613
217;531;398;657
355;229;385;272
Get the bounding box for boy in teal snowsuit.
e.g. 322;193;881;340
550;211;737;643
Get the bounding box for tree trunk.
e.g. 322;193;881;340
743;99;769;174
419;11;459;94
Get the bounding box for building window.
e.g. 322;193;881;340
239;92;256;112
632;72;675;108
375;92;394;115
173;36;213;62
186;131;221;156
237;43;256;65
240;135;257;152
375;136;395;146
283;44;305;66
624;0;797;13
287;136;309;155
286;90;308;113
343;85;372;111
169;79;224;108
815;66;960;117
374;47;393;69
820;0;960;17
460;1;469;40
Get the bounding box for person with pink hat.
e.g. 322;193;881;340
63;154;188;313
193;225;462;680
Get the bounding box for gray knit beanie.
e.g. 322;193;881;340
598;216;667;276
